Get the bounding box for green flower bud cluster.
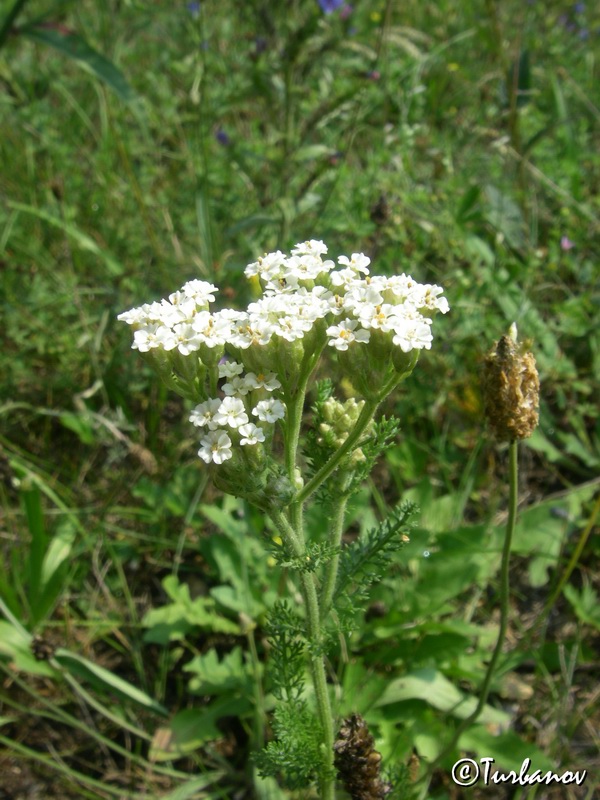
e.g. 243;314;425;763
318;397;375;466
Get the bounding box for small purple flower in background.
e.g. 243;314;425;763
186;1;200;17
318;0;345;14
340;4;354;20
574;3;585;13
215;128;231;146
254;36;268;55
560;236;575;251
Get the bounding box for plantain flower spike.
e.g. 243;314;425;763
482;323;540;442
333;714;392;800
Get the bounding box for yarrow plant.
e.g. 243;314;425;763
119;240;449;798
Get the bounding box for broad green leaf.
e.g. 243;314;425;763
150;697;251;761
199;501;246;538
455;185;481;225
40;520;76;588
0;621;56;677
161;773;226;800
21;481;47;611
339;659;389;716
9;202;124;276
293;144;337;161
396;523;503;618
508;483;596;587
252;769;290;800
59;412;97;446
32;520;77;623
20;25;135;103
55;650;168;716
460;725;555;774
374;668;510;726
142;575;239;644
564;584;600;630
184;647;251;696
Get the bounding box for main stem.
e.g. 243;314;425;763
269;509;336;799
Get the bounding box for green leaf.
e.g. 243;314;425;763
293;144;337;161
199;502;246;538
142;575;239;644
34;520;77;622
508;483;596;587
20;25;135;103
184;647;251;696
460;725;555;774
150;697;251;761
374;668;510;725
455;185;481;225
21;480;47;613
161;773;227;800
8;202;124;276
508;49;531;108
0;621;56;677
563;584;600;630
55;650;168;717
40;520;76;588
59;412;97;446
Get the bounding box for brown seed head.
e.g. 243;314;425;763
482;329;540;442
333;714;392;800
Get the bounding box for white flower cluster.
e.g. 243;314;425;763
188;361;285;464
118;240;449;464
119;240;447;356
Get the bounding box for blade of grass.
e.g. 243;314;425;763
8;201;124;276
19;24;135;103
54;649;169;717
20;479;46;618
0;0;30;48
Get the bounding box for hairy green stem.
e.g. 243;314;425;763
267;507;336;798
284;344;326;542
320;474;352;622
296;398;379;505
299;569;336;800
268;507;304;559
423;439;519;782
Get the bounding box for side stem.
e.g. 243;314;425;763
296;399;379;506
320;473;352;621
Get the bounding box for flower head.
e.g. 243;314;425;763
198;430;232;464
317;0;345;13
214;396;250;429
119;240;448;475
482;325;540;441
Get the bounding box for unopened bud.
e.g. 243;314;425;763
482;327;539;442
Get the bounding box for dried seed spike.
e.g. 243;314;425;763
334;714;392;800
482;326;540;442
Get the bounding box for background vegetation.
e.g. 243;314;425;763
0;0;598;797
